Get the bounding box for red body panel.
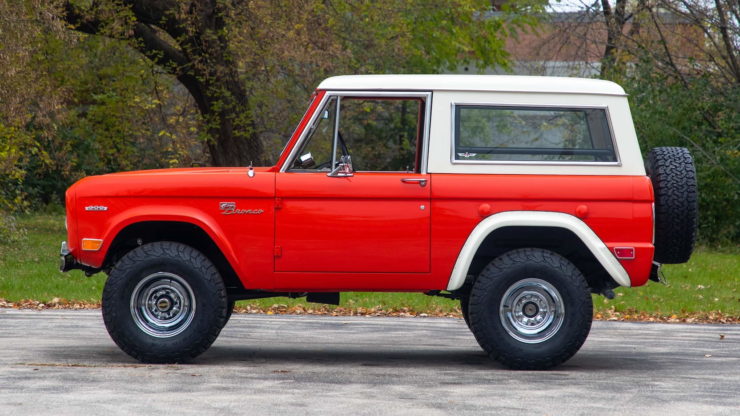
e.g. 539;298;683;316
70;168;277;289
275;172;430;274
429;174;655;288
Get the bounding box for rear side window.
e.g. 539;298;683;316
453;105;617;163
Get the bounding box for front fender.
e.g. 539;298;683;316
80;205;240;275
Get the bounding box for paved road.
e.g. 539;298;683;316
1;309;738;415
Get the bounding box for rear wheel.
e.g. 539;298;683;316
460;295;471;328
102;241;228;363
468;248;592;370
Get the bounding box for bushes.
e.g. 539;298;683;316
624;69;739;245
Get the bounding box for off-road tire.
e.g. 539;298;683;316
225;300;235;323
468;248;592;370
460;295;471;328
647;147;697;264
102;241;228;363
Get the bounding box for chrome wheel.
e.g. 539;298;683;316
130;272;196;338
499;278;564;344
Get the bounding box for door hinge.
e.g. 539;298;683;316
274;246;282;257
275;198;283;210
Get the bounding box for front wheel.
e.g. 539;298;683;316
468;248;592;370
102;242;228;363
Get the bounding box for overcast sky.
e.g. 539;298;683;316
548;0;599;12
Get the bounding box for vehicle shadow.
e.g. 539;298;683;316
195;344;664;373
43;339;665;373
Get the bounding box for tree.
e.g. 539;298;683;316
63;0;261;166
61;0;544;166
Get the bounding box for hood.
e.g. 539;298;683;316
104;166;274;176
70;166;275;199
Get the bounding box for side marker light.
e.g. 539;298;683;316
81;238;104;252
613;247;635;260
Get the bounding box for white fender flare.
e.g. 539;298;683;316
446;211;631;291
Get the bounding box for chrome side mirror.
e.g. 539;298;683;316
327;155;353;177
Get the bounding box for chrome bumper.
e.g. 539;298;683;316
59;241;101;275
59;241;75;272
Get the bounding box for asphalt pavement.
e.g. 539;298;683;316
1;309;738;415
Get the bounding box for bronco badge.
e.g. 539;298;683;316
219;202;264;215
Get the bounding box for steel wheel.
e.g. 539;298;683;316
103;242;227;363
468;248;593;370
130;272;196;338
499;278;564;344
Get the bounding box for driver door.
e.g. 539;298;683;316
275;93;431;274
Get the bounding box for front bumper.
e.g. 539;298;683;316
59;241;76;272
59;241;99;275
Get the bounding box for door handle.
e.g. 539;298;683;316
401;178;427;187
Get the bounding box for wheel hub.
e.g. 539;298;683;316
522;301;539;318
131;272;196;338
500;278;564;344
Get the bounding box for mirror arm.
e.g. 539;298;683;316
327;155;353;177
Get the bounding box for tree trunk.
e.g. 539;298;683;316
63;0;265;167
600;0;629;78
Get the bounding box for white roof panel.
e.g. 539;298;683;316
318;74;625;96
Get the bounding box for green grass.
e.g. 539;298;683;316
1;214;738;319
0;214;106;303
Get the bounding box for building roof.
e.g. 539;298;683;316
318;75;626;96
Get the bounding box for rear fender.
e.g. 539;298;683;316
446;211;631;290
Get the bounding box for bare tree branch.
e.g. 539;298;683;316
713;0;740;82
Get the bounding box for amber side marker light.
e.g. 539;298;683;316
81;238;104;252
613;247;635;260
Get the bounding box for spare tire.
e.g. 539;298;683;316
646;147;698;264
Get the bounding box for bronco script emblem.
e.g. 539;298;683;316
219;202;264;215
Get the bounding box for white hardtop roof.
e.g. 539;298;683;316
318;74;626;96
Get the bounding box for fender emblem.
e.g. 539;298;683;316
219;202;263;215
85;205;108;211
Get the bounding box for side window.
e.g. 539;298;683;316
454;106;617;163
339;98;422;172
289;95;424;172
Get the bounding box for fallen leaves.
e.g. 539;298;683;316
0;297;99;310
1;298;737;323
233;303;460;318
592;308;738;324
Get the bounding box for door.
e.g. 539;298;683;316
275;93;431;273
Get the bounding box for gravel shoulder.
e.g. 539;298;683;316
1;309;738;415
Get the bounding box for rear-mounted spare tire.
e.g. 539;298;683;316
647;147;698;264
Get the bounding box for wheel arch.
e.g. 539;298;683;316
446;211;631;292
103;220;244;292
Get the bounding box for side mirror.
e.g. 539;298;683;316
327;155;353;177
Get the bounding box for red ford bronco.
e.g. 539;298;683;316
60;75;697;369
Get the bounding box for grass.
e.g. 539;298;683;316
1;214;738;320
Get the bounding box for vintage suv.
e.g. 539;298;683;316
60;75;697;369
